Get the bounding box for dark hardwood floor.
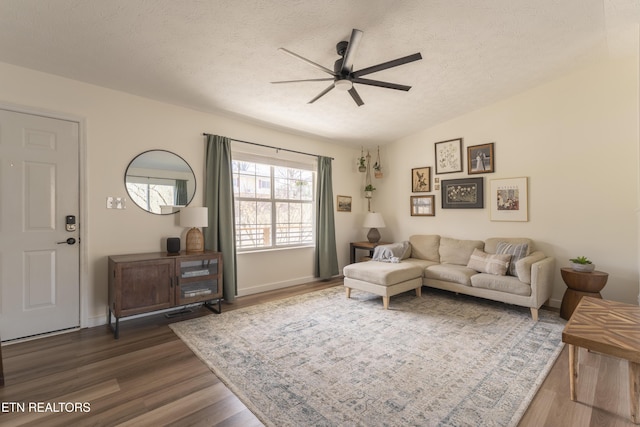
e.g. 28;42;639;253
0;280;635;426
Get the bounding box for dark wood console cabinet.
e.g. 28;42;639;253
108;250;223;338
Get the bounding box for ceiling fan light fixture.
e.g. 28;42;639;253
334;79;353;91
276;28;422;106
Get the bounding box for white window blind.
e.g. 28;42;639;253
232;148;316;251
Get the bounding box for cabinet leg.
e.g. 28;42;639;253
204;299;222;314
108;310;120;339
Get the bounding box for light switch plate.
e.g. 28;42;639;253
114;197;126;209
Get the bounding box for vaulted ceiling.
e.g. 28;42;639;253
0;0;638;145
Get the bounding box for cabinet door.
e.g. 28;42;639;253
119;259;174;316
176;254;222;305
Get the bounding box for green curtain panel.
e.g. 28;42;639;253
175;179;188;206
204;134;238;302
315;156;339;279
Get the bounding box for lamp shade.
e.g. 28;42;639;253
179;207;208;228
363;212;386;229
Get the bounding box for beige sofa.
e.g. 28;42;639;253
343;235;555;320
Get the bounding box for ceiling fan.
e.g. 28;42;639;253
272;28;422;106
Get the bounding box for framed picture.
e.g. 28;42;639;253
441;177;484;209
435;138;463;174
490;177;528;221
467;143;494;174
411;195;435;216
411;167;431;192
336;195;352;212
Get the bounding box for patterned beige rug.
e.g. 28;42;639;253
170;286;565;427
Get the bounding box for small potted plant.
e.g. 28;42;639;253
364;184;376;198
373;161;383;178
373;147;383;178
569;256;595;273
358;156;366;172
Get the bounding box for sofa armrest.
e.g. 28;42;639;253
515;251;546;284
530;257;555;308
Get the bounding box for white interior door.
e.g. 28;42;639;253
0;108;80;341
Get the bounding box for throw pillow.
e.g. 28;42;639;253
496;242;529;276
466;248;511;276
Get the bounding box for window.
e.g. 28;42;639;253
232;153;315;250
126;177;177;213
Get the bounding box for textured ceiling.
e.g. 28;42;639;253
0;0;638;146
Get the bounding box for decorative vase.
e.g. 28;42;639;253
570;262;595;273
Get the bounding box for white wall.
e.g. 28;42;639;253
376;55;640;306
0;61;364;326
1;47;637;330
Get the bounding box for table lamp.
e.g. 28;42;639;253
180;207;208;253
363;212;386;243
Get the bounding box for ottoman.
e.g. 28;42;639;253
343;261;424;309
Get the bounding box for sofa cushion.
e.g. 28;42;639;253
403;258;439;271
409;235;440;262
439;237;484;266
515;251;547;284
424;264;477;286
401;242;412;259
484;237;533;255
470;273;532;296
496;242;529;276
343;262;423;287
466;249;511;276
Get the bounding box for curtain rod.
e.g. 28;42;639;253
202;133;334;160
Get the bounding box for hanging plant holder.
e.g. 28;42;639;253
374;146;383;178
364;151;375;211
358;146;367;172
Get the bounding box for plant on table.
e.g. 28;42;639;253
569;256;595;272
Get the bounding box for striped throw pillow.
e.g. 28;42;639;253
496;242;529;276
467;248;511;276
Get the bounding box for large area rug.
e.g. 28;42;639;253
170;286;565;427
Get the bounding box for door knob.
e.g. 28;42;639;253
57;238;76;245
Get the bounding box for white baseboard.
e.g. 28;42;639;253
86;277;318;327
547;298;562;309
237;275;316;297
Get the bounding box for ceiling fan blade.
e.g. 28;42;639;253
271;78;335;84
308;84;335;104
341;28;363;75
278;48;336;76
352;77;411;91
352;52;422;78
348;87;364;106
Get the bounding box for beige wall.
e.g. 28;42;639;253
0;47;638;330
377;55;640;306
0;61;363;326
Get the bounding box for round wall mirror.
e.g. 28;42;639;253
125;150;196;215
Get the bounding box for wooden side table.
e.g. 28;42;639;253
349;241;390;264
559;267;608;320
562;297;640;423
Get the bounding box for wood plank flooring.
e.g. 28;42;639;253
0;279;636;426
